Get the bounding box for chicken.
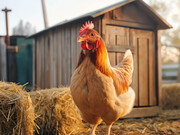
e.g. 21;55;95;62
70;21;135;135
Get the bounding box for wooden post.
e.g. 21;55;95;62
0;37;7;81
41;0;49;28
2;7;18;82
157;30;162;106
2;7;11;46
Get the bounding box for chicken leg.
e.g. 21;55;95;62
106;124;112;135
90;124;98;135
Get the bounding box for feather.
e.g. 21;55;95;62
112;49;134;95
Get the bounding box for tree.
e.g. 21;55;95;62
145;0;180;45
12;20;36;36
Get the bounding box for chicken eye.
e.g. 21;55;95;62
91;33;94;36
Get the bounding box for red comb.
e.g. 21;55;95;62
79;21;94;36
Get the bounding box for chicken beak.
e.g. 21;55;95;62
77;36;86;42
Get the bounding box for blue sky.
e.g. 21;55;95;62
0;0;151;35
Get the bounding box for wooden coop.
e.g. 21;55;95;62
30;0;172;117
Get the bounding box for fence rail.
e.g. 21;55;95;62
161;44;180;84
162;64;179;84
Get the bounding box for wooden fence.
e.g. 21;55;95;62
162;45;180;84
162;64;179;84
0;37;7;81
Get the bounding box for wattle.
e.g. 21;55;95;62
81;42;93;50
81;43;86;50
86;43;93;50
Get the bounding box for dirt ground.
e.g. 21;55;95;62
77;109;180;135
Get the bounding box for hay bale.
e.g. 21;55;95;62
162;83;180;109
0;81;35;135
29;87;87;135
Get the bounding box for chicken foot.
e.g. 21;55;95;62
90;124;98;135
106;124;112;135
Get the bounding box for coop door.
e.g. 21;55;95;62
105;26;132;66
131;29;156;107
105;26;156;107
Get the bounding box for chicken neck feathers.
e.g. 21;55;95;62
76;38;133;95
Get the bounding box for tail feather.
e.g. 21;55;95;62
120;49;133;71
112;49;134;95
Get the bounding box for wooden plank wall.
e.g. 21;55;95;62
34;22;83;89
104;25;131;67
0;37;7;81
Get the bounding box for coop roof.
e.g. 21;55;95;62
29;0;172;38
